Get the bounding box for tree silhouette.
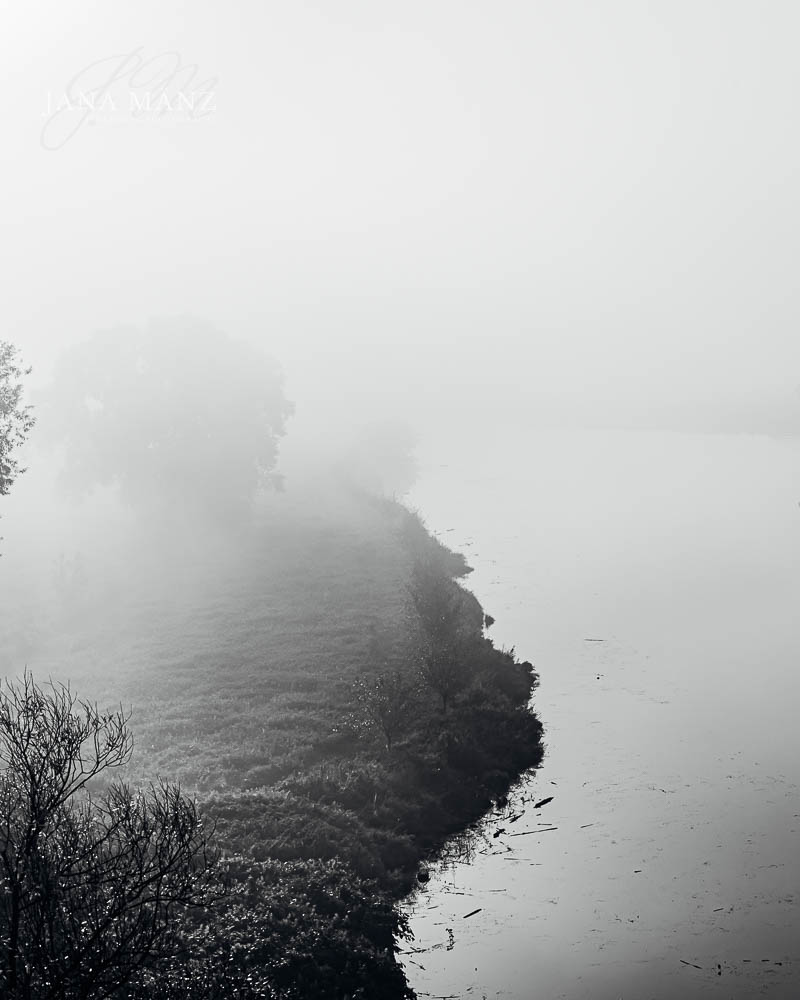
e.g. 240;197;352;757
0;673;213;1000
408;559;476;712
43;319;293;524
354;670;419;750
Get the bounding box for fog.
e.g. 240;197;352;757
2;5;800;998
4;1;800;439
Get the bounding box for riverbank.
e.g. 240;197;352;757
1;480;543;998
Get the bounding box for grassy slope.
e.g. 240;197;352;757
0;478;542;998
5;485;405;777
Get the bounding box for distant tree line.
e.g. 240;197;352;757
40;319;293;526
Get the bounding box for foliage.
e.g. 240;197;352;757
417;645;467;714
395;505;472;579
0;673;213;1000
408;557;481;648
408;557;483;711
352;670;420;749
126;856;413;1000
0;341;35;497
42;319;293;523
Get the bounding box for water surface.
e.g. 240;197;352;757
404;428;800;1000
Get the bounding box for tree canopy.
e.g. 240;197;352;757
0;342;35;498
43;320;293;523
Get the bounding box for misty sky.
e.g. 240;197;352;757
3;1;800;430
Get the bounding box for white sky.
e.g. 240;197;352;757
2;1;799;427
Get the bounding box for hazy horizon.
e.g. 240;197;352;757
4;1;800;440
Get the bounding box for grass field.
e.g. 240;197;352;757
3;479;409;770
0;472;543;998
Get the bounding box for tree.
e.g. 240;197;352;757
42;319;293;524
0;673;213;1000
408;558;479;712
0;342;35;497
417;645;472;715
354;670;419;751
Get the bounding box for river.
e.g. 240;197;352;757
404;427;800;1000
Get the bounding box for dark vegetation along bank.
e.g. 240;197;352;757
0;330;544;999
